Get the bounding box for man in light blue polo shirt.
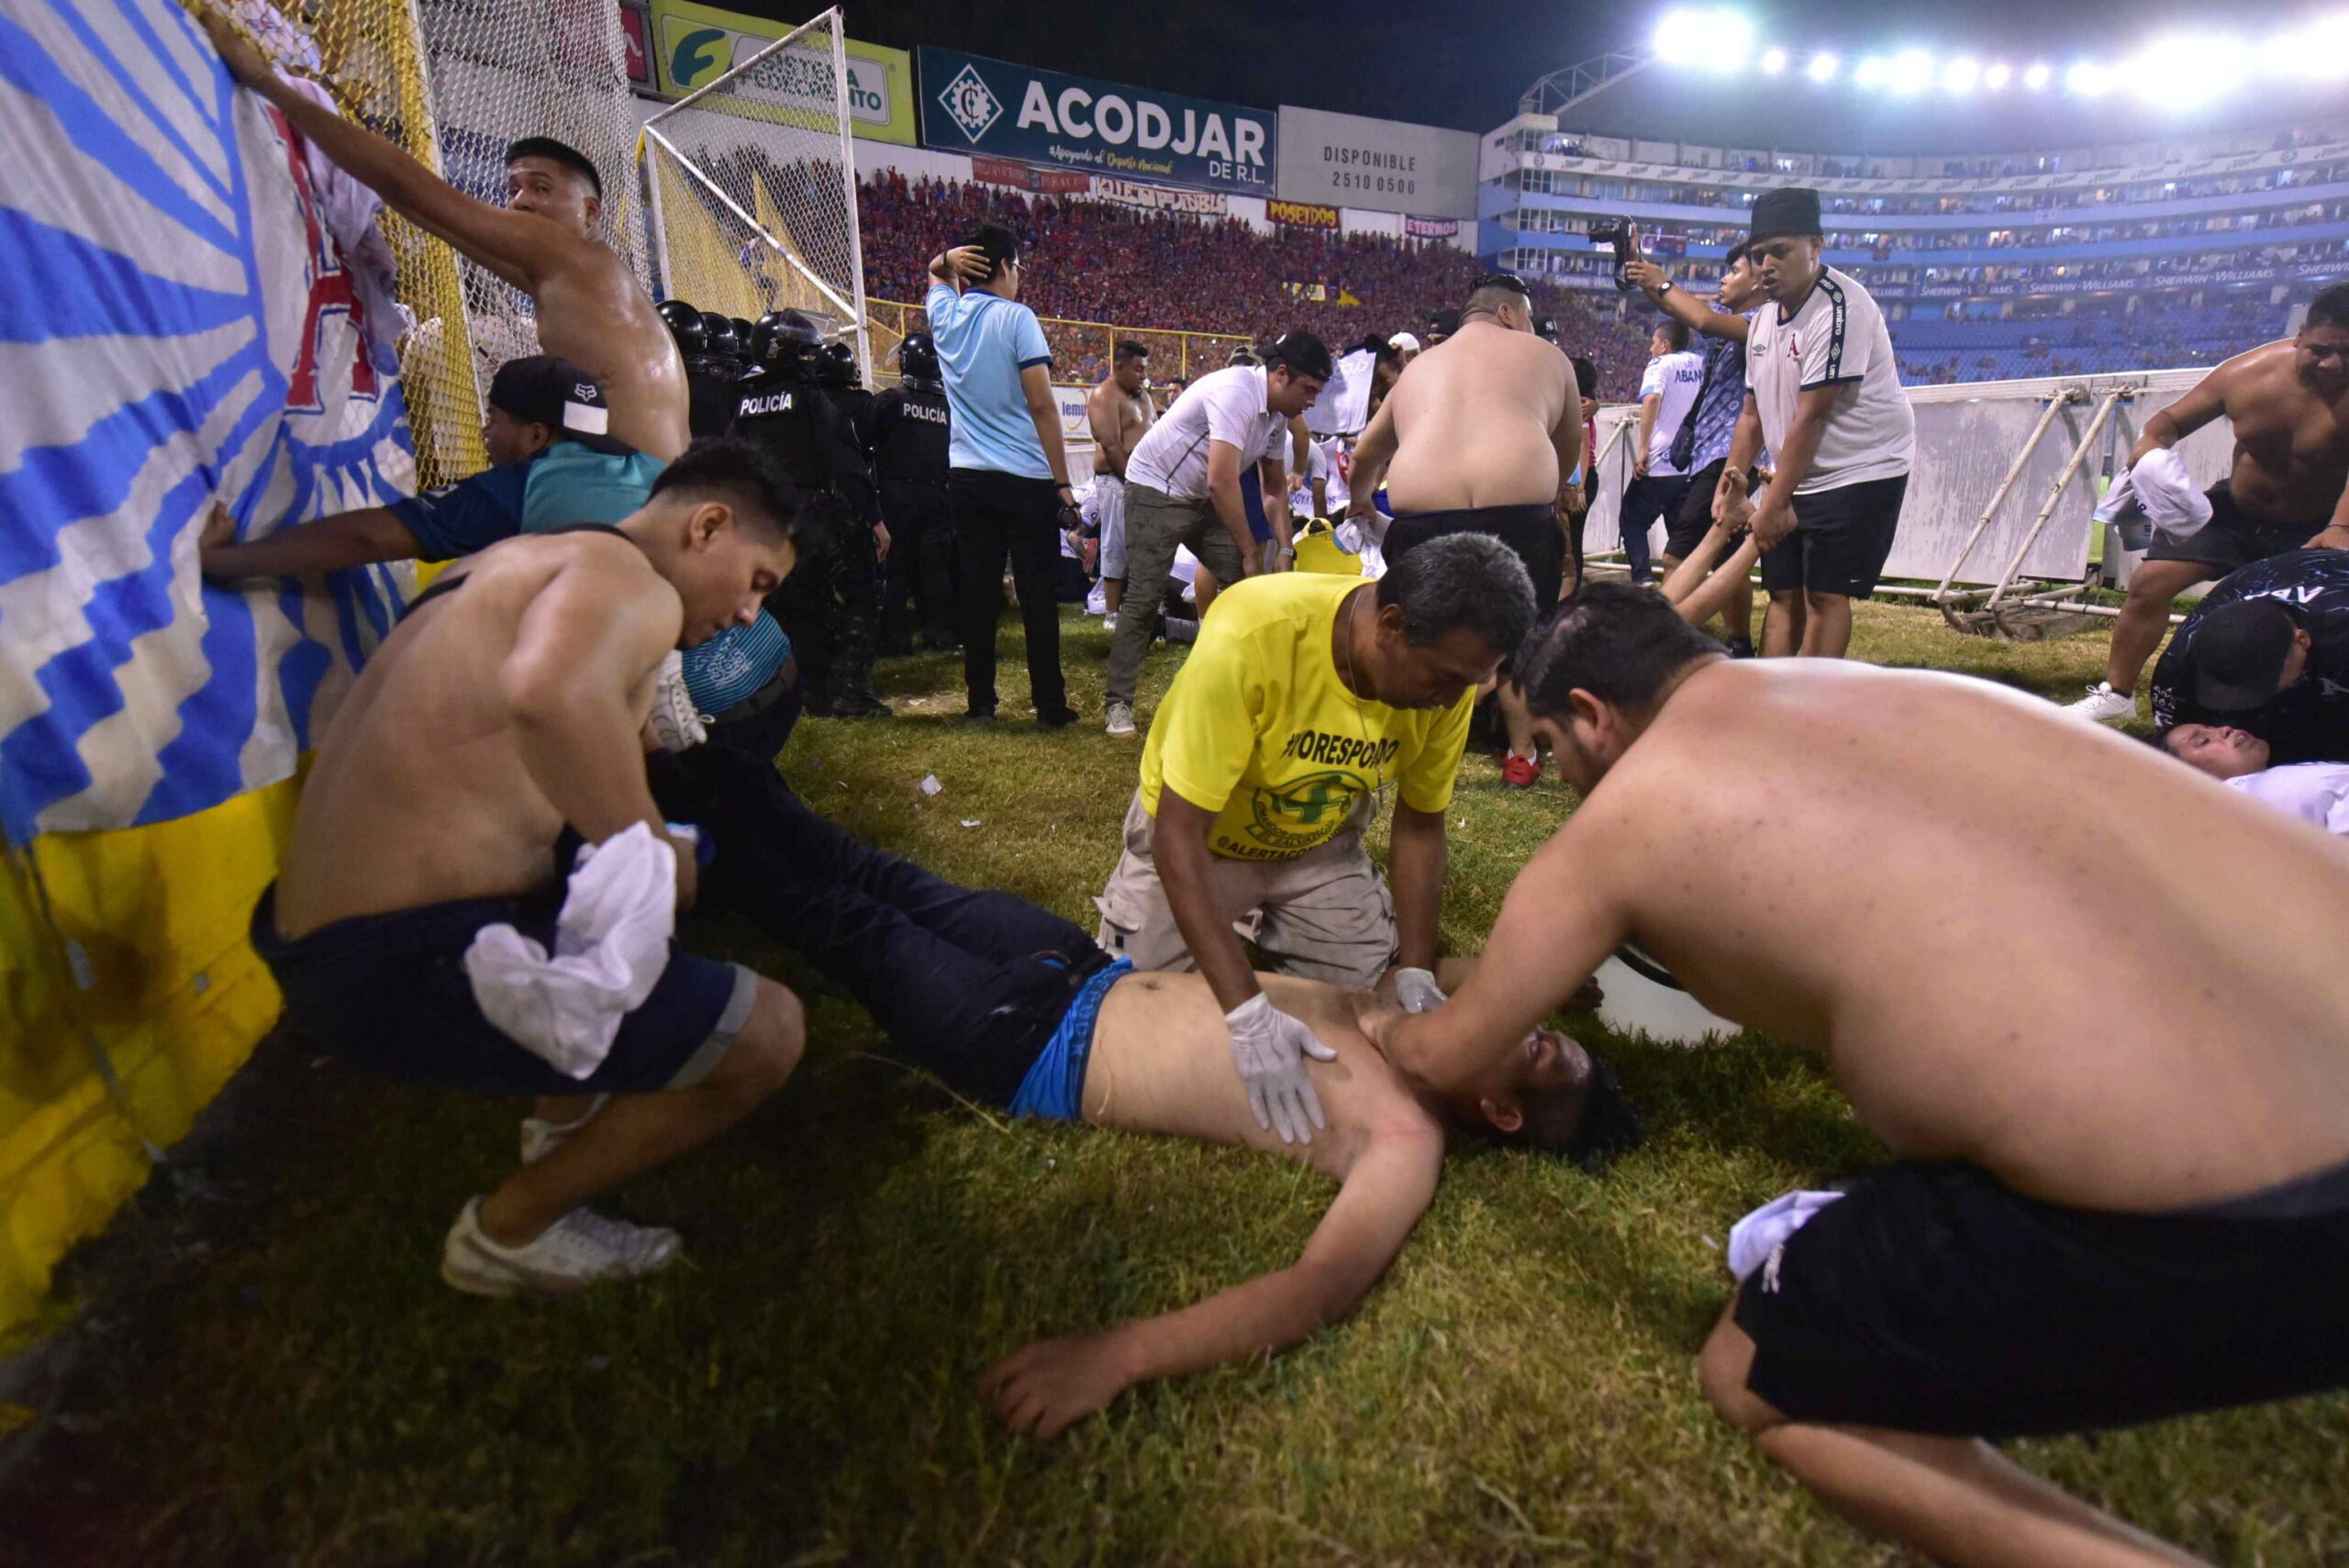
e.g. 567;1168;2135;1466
925;222;1083;728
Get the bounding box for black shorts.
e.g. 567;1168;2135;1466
250;884;757;1096
1759;474;1909;599
1386;502;1563;608
1735;1159;2349;1440
2143;480;2318;571
1664;460;1767;562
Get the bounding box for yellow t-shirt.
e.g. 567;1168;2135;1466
1140;573;1475;862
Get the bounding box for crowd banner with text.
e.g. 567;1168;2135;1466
1268;198;1340;228
1093;177;1229;216
649;0;916;144
1276;106;1478;219
971;155;1093;195
918;47;1275;195
1403;215;1460;239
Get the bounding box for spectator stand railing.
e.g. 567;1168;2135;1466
866;298;1256;395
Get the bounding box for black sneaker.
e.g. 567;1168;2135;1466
957;707;996;726
1036;705;1081;730
1725;637;1756;660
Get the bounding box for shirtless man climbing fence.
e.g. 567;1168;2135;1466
1368;583;2349;1568
202;8;693;462
2068;282;2349;721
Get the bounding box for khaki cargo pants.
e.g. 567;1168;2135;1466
1093;790;1398;989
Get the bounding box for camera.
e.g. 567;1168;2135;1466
1593;219;1639;293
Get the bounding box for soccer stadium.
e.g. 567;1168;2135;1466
6;3;2349;1564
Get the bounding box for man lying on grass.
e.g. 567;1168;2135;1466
1364;583;2349;1568
650;746;1641;1439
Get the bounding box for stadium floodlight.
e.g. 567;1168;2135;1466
1984;61;2013;90
1759;47;1788;73
1651;7;1753;72
1807;50;1840;83
2129;34;2249;106
1854;55;1889;88
1942;57;1980;94
2023;61;2053;89
2065;60;2114;97
1651;8;1708;66
2261;15;2349;80
1888;48;1935;94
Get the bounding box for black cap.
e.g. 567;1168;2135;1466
1428;307;1461;338
1750;186;1823;243
2193;597;2301;713
1264;330;1334;382
489;355;606;431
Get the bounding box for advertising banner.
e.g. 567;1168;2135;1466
649;0;917;145
918;48;1275;195
1403;215;1460;239
1094;177;1229;216
1276;106;1478;218
1268;198;1340;228
620;4;651;89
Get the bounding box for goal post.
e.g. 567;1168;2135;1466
640;8;872;381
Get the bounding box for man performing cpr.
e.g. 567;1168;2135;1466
1366;584;2349;1568
1095;535;1538;1144
250;443;807;1297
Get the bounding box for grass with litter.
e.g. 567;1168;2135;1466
9;601;2345;1568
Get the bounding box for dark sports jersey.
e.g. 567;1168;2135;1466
726;373;874;522
871;384;952;496
2151;548;2349;762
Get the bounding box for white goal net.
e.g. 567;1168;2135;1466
640;7;871;379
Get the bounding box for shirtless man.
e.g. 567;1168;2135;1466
2068;283;2349;721
1086;340;1156;620
203;10;691;462
249;441;807;1296
639;746;1639;1439
1364;582;2349;1568
1346;271;1582;784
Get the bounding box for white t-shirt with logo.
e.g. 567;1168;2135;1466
1128;366;1291;502
1638;350;1706;478
1745;265;1914;495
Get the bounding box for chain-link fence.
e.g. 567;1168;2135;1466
640;9;867;377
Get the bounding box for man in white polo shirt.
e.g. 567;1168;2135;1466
1619;319;1706;585
1104;332;1334;738
1720;187;1914;660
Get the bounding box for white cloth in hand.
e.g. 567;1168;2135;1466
1392;967;1448;1014
1224;991;1338;1145
646;651;708;752
2125;448;2212;541
464;822;679;1079
1727;1189;1843;1284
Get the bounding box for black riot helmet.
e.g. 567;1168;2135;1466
897;331;940;385
729;317;755;350
699;312;740;361
750;309;823;373
817;340;858;389
657;298;705;355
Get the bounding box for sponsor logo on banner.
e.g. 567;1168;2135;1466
1403;215;1459;239
1094;177;1229;215
918;48;1274;195
1275;106;1478;218
649;0;916;144
971;155;1092;195
1268;199;1340;228
619;4;651;87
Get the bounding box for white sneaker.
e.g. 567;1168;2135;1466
440;1197;683;1297
518;1094;610;1163
2064;682;2137;723
1105;699;1137;738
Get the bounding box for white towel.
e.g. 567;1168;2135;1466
2099;448;2211;542
1726;1190;1844;1284
464;822;680;1079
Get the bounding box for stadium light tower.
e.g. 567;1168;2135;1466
1807;50;1839;83
2023;61;2052;89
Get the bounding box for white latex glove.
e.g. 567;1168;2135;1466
1392;967;1448;1015
1224;991;1338;1145
646;651;708;753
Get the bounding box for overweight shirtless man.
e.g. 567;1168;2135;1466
250;442;806;1297
204;10;691;462
640;746;1641;1439
1345;271;1583;784
1367;583;2349;1568
2069;283;2349;721
1087;340;1157;620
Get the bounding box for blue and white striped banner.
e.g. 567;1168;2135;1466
0;0;416;844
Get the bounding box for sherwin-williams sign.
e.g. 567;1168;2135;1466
1275;106;1479;219
918;48;1275;195
650;0;916;145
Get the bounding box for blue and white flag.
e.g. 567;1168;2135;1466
0;0;416;844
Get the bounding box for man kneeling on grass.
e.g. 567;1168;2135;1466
649;746;1640;1439
1364;583;2349;1568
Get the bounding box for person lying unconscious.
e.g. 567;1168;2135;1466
2158;722;2349;836
650;746;1642;1439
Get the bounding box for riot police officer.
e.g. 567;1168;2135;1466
872;333;958;654
729;309;888;717
657;300;740;440
818;340;878;459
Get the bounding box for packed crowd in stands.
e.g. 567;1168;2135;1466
1890;296;2291;383
857;172;1650;395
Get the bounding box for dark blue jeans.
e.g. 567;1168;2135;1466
1618;474;1691;584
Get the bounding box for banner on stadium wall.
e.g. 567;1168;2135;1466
971;155;1093;195
1520;138;2349;197
1094;177;1229;216
1276;106;1478;219
1404;216;1459;239
1892;259;2342;299
619;3;652;89
649;0;917;145
1;3;417;843
918;48;1275;195
1268;199;1340;228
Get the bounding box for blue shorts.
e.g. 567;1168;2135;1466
1008;958;1131;1120
250;884;758;1096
